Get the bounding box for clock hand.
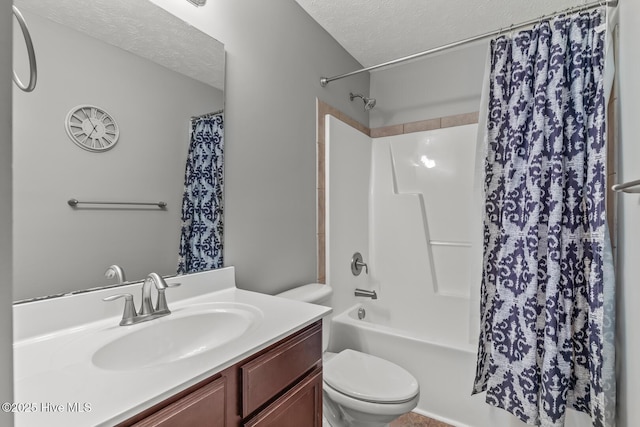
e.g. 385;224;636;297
85;119;99;143
84;123;96;144
83;109;98;136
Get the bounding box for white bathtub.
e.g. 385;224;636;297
329;303;593;427
329;302;480;426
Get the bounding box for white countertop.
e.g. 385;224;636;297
12;267;330;426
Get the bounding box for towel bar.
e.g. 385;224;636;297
67;199;167;208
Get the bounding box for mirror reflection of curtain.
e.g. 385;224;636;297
177;112;224;274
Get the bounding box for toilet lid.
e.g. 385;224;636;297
323;349;419;403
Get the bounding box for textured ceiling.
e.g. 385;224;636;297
15;0;224;90
295;0;588;69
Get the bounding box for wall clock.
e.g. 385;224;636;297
65;105;119;152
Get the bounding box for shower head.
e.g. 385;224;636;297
349;92;376;111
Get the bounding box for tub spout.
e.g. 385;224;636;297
354;288;377;299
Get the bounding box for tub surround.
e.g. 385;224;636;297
370;112;479;138
13;267;330;426
315;99;480;284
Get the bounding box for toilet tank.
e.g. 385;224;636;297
276;283;332;305
276;283;332;352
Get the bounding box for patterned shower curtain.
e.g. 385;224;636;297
177;112;224;274
472;9;615;427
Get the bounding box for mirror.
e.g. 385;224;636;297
12;0;225;301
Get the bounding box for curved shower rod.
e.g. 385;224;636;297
320;0;619;87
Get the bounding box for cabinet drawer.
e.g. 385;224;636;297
243;366;323;427
132;376;226;427
241;321;322;417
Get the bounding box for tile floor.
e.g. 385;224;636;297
390;412;454;427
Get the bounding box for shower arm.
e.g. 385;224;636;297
349;92;376;110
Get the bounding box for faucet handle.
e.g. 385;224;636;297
351;252;368;276
155;283;181;315
103;293;137;326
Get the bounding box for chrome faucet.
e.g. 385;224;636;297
139;272;166;315
104;272;180;326
354;288;377;299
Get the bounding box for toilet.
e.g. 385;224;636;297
277;284;419;427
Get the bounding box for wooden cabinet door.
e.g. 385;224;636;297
133;376;227;427
243;366;322;427
241;321;322;417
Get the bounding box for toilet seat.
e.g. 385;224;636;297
323;349;419;404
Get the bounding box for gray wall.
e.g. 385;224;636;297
0;0;13;424
369;42;487;128
221;1;368;294
616;2;640;425
12;11;223;300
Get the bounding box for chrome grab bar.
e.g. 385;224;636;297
612;179;640;194
12;6;37;93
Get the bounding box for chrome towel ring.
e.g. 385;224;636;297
12;5;37;93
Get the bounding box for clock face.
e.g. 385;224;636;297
65;105;119;152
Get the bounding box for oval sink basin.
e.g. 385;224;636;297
92;304;261;371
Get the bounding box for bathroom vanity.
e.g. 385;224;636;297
119;321;322;426
12;267;329;426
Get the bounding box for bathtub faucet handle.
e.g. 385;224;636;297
351;252;368;276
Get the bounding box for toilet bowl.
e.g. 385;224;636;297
277;284;419;427
323;349;420;427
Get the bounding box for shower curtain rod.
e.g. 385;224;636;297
320;0;618;87
190;109;224;120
